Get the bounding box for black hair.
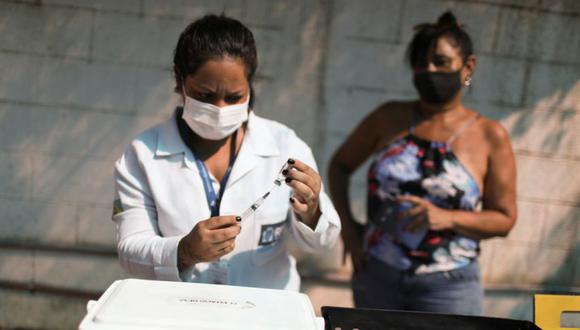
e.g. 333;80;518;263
406;11;474;68
173;14;258;107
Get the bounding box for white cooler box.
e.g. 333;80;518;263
79;279;323;330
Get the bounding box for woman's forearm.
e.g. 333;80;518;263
449;209;516;240
328;158;356;229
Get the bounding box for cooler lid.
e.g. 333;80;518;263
79;279;318;330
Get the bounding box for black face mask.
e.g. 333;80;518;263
413;70;462;104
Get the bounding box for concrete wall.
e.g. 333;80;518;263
0;0;578;328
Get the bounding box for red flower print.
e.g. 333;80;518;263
367;229;383;248
368;182;378;195
383;145;403;159
426;235;442;245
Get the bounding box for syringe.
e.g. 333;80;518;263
239;162;290;221
239;190;272;221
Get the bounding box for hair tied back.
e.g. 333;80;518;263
414;11;464;32
437;10;464;29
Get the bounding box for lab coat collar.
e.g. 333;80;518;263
244;111;280;157
226;111;280;186
155;109;187;157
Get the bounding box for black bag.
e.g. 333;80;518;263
321;306;541;330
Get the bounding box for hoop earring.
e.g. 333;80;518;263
464;75;472;87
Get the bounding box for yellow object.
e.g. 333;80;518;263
534;294;580;330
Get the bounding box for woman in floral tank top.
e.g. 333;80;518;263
328;11;517;315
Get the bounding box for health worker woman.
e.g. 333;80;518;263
112;14;340;290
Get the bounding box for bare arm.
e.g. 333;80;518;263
451;121;517;239
328;107;386;228
328;103;403;268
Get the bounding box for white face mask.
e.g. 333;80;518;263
181;91;249;140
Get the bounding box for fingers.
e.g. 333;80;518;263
287;179;314;204
285;158;321;194
209;240;236;260
284;158;322;222
213;237;236;252
289;196;308;214
397;195;424;205
284;178;316;202
206;224;241;243
398;204;425;220
284;168;317;193
396;196;428;228
286;158;316;177
286;178;318;202
404;215;428;232
204;215;239;230
182;216;241;265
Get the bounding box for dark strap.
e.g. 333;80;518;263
175;108;239;217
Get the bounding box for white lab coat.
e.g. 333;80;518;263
113;111;341;291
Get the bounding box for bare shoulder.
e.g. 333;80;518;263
364;100;414;129
464;110;512;153
333;100;414;168
479;116;511;147
461;107;506;138
375;100;414;117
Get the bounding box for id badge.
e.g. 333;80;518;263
207;259;229;285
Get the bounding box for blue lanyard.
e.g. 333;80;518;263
191;130;238;217
176;109;239;217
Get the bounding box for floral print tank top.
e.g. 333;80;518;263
365;113;482;274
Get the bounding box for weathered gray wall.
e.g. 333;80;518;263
0;0;578;328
